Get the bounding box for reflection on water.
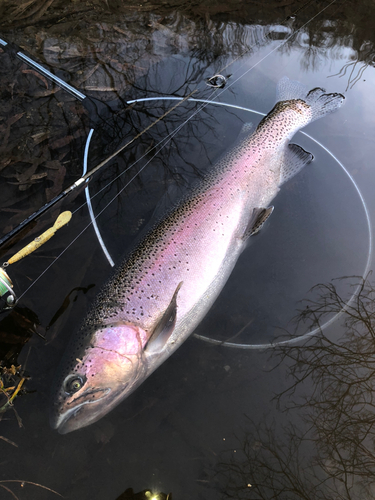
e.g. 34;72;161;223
1;0;374;236
218;275;375;499
0;0;375;499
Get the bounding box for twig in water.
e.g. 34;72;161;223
0;480;63;498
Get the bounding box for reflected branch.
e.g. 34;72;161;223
218;275;375;499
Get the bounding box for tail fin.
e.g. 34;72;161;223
276;76;345;122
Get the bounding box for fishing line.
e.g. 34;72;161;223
0;0;336;248
16;164;151;302
74;88;202;185
184;101;372;349
204;0;337;94
4;0;340;305
84;95;371;349
200;0;338;102
16;93;218;302
11;91;217;300
70;89;217;228
67;0;339;265
0;36;199;247
73;0;339;213
22;94;366;349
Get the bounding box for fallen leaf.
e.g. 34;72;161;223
22;68;49;89
45;162;66;200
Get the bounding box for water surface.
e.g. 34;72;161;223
1;1;375;499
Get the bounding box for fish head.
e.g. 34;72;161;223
50;323;148;434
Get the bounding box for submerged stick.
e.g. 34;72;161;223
0;480;63;497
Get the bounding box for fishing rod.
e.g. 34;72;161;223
0;35;220;310
0;0;338;313
0;36;203;248
0;0;330;247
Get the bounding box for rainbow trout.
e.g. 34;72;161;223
51;78;344;433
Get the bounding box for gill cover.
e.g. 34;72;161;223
50;323;148;433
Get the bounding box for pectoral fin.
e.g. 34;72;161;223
242;206;274;240
145;281;183;354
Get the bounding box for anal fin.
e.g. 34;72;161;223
280;143;313;185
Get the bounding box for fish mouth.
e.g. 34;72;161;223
50;387;111;434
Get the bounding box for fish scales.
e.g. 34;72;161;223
85;104;298;332
50;78;344;433
84;143;269;333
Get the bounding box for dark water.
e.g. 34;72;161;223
1;1;375;499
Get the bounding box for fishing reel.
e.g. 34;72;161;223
0;266;16;311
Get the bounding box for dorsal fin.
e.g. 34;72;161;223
276;76;309;102
237;122;255;140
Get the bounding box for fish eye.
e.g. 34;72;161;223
64;375;86;395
